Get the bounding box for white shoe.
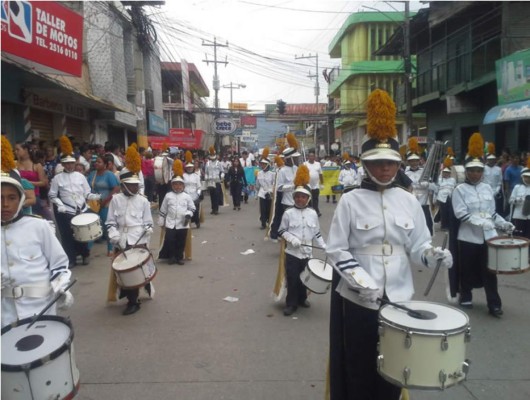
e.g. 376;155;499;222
271;239;278;243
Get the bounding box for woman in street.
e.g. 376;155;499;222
225;157;247;210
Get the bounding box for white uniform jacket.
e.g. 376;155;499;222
278;207;326;259
106;193;153;248
49;171;91;214
339;168;358;187
435;177;456;203
304;161;322;189
405;168;431;205
256;169;275;199
158;191;196;229
276;165;297;206
484;165;503;196
509;183;530;220
205;160;224;187
452;182;506;244
2;216;71;327
183;172;201;201
326;186;432;310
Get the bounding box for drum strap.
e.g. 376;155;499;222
355;244;406;256
2;282;52;299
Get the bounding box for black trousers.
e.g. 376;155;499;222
191;199;201;224
284;254;308;307
439;200;451;230
208;183;222;212
269;200;285;240
119;244;151;305
422;204;433;236
55;211;89;265
310;188;320;214
259;196;272;227
157;183;169;208
163;227;188;261
458;240;501;309
230;182;243;207
514;218;530;239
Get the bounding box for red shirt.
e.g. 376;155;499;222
141;158;154;177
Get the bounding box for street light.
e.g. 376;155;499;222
222;82;246;110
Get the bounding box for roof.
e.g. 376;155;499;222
329;12;408;58
161;62;210;97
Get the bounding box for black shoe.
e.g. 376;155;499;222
233;207;236;210
177;260;185;265
196;222;200;229
68;262;77;269
283;305;297;316
123;303;140;315
299;300;311;308
317;213;322;217
213;211;219;215
459;301;473;309
237;207;241;211
168;258;178;265
332;200;337;204
489;307;503;318
82;256;89;266
260;225;266;230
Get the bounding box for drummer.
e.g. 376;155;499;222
509;158;530;238
106;155;154;316
1;171;73;327
452;133;515;317
49;136;101;268
278;165;326;316
326;89;452;400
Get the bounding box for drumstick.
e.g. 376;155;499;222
348;287;425;319
423;233;449;296
301;244;325;250
26;279;77;331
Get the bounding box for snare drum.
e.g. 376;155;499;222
71;213;102;242
154;156;171;184
450;166;465;184
112;247;157;289
331;184;344;194
299;258;333;294
2;315;80;400
487;236;530;274
378;301;470;390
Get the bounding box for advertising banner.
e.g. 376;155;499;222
149;129;204;150
1;1;83;76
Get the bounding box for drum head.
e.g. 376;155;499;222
307;259;333;281
112;248;151;271
71;213;100;225
487;236;529;248
2;316;71;368
379;301;468;333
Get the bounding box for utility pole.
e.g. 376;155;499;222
203;37;228;152
404;2;413;138
295;53;320;152
222;82;246;154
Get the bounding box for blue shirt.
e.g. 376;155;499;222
504;165;523;192
87;170;119;203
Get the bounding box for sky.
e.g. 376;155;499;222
150;0;424;112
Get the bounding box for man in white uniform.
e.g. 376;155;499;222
183;152;202;228
483;151;503;215
405;150;434;235
304;151;323;216
205;148;224;215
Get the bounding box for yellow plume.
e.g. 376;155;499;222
366;89;397;141
1;136;16;172
209;146;215;156
527;156;530;170
487;142;496;155
294;164;310;187
277;142;286;154
447;147;455;157
185;150;193;164
275;154;284;167
173;159;184;177
131;142;138;150
467;132;484;158
262;146;270;160
286;132;298;150
59;135;73;156
443;156;453;169
161;142;169;152
408;137;420;154
125;145;141;174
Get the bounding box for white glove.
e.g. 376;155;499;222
516;197;525;204
157;216;165;227
343;266;378;290
87;193;101;201
482;219;495;231
51;273;70;294
144;225;154;235
357;287;379;303
281;184;293;192
220;173;225;179
500;221;515;233
108;228;120;245
57;291;74;310
57;205;67;213
197;190;201;197
1;273;14;290
424;247;453;269
290;237;301;248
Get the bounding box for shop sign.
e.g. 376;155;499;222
147;111;168;136
213;118;237;135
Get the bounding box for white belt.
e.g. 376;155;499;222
2;282;52;299
473;212;491;219
355;244;406;256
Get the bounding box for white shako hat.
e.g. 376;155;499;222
464;132;485;169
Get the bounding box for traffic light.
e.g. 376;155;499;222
276;99;286;115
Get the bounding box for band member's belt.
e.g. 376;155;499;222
2;282;52;299
355;244;406;256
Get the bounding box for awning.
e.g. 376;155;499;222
483;100;530;124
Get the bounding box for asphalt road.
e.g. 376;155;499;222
62;194;530;400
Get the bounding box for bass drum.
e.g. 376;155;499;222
450;166;465;184
154;156;171;184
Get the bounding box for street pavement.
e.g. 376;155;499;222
64;194;530;400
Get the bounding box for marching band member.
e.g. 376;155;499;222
278;165;326;316
269;134;299;242
326;89;452;400
1;172;73;327
49;136;101;268
435;156;456;230
106;146;154;316
405;137;434;235
183;151;202;228
267;154;284;241
338;155;358;192
509;159;530;238
303;151;324;216
484;143;504;215
158;160;195;265
451;132;514;317
256;147;275;230
205;146;224;215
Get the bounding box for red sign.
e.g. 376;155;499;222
240;115;257;129
285;103;327;115
149;129;204;150
1;1;83;76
